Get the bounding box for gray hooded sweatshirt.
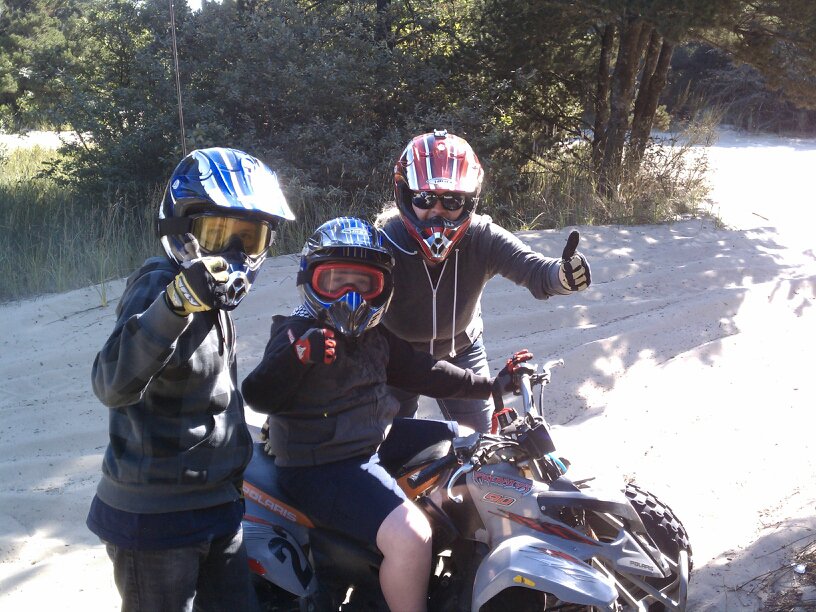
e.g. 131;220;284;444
380;212;569;360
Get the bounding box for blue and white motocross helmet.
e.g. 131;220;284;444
297;217;395;337
157;147;295;309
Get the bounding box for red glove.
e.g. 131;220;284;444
292;328;337;365
493;349;534;395
491;349;534;416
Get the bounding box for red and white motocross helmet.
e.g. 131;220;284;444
393;129;484;263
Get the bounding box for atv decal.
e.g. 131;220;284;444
492;510;601;546
626;559;655;571
513;575;536;587
473;469;532;494
243;481;315;527
483;492;516;506
528;544;583;564
268;526;314;590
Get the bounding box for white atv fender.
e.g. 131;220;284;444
243;514;317;597
242;447;318;598
471;534;617;611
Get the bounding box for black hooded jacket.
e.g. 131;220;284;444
242;313;493;466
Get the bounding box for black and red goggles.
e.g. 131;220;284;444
311;262;386;301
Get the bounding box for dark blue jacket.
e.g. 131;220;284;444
91;257;252;513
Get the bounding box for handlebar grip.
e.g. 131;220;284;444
407;453;458;489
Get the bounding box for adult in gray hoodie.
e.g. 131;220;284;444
377;130;591;433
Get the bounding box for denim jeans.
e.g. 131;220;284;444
105;527;258;612
391;337;494;433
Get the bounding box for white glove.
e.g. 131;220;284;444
558;230;591;292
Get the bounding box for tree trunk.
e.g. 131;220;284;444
598;17;650;195
375;0;393;49
628;35;675;174
592;24;614;172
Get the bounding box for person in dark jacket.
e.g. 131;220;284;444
87;147;295;612
242;217;527;612
376;129;592;433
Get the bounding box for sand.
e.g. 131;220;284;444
1;128;814;610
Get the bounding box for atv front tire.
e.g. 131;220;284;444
625;482;692;611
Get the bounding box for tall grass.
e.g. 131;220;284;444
0;146;158;303
0;145;391;304
271;175;391;258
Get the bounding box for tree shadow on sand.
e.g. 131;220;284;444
480;219;809;425
687;515;816;611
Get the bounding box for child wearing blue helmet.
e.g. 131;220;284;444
87;147;294;612
242;216;529;612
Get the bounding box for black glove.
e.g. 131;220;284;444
493;349;534;395
558;230;591;292
292;328;337;365
165;236;231;316
260;418;276;457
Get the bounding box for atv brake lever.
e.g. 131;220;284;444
452;431;482;454
541;358;564;375
447;462;474;504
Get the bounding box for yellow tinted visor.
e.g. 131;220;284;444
191;216;271;257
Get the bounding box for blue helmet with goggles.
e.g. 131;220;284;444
156;147;295;309
298;217;395;337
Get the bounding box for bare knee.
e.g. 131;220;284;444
376;502;433;611
376;501;431;559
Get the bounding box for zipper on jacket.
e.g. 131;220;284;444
214;310;226;357
422;259;448;356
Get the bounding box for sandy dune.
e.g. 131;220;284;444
0;129;814;610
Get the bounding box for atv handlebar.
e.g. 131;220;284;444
517;358;563;419
407;452;459;489
407;432;484;489
408;359;566;501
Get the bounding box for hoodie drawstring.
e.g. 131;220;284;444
421;249;460;358
215;310;227;357
382;229;418;256
450;249;459;358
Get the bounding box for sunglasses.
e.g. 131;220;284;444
311;262;385;301
411;192;467;212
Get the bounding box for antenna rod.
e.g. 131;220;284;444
169;0;187;156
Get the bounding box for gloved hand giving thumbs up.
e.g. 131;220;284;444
165;234;231;316
557;230;591;292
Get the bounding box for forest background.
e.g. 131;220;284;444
2;0;816;303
